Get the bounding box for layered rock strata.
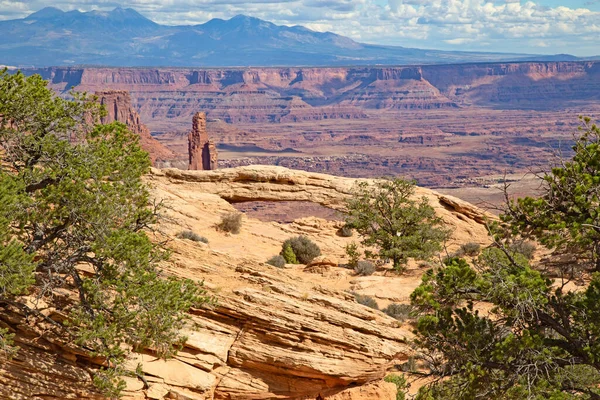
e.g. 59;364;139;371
96;90;175;164
188;112;218;170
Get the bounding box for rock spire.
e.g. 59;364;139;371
188;112;218;170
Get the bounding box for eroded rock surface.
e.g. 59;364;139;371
188;112;218;170
97;90;175;164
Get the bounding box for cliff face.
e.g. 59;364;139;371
96;90;175;163
27;61;600;126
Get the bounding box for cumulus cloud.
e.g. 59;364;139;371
0;0;598;56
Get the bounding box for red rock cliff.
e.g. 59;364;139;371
96;90;175;164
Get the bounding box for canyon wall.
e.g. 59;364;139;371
25;61;600;127
96;90;175;163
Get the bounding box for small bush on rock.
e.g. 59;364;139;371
351;292;379;310
338;224;353;237
354;260;376;276
267;255;286;268
460;242;481;256
383;303;414;322
176;230;208;243
282;236;321;264
218;212;243;234
345;242;360;269
281;243;298;264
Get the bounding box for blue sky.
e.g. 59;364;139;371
0;1;599;56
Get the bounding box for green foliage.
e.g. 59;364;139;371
176;230;208;243
345;242;360;268
345;179;450;272
280;242;298;264
0;70;211;396
281;235;321;264
383;303;414;322
502;117;600;274
354;260;376;276
218;212;243;234
384;374;408;400
411;246;600;398
266;255;286;268
351;292;379;309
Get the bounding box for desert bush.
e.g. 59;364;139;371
280;243;298;264
354;260;376;276
266;255;286;268
176;230;208;243
337;224;353;237
218;212;243;234
351;292;379;310
281;235;321;264
460;242;481;256
345;242;360;268
383;303;414;322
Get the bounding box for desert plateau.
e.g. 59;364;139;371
3;3;600;400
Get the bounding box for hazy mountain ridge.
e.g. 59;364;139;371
0;6;586;67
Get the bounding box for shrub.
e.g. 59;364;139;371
460;242;481;256
510;240;536;260
281;243;298;264
338;224;353;237
176;230;208;243
383;303;414;322
218;212;243;234
384;374;408;400
401;357;418;373
352;292;379;310
354;260;376;276
282;236;321;264
267;255;286;268
345;242;360;268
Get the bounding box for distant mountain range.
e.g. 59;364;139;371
0;6;593;67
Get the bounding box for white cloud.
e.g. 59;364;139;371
0;0;598;55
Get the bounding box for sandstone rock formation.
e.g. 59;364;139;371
0;165;494;400
155;165;494;237
188;112;218;170
96;90;175;164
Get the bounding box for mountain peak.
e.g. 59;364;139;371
25;7;64;20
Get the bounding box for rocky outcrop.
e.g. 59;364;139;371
96;90;175;164
154;165;494;243
188;112;218;170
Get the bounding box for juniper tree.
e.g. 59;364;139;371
0;70;210;396
411;119;600;399
345;179;449;272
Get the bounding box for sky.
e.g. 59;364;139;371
0;0;599;56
